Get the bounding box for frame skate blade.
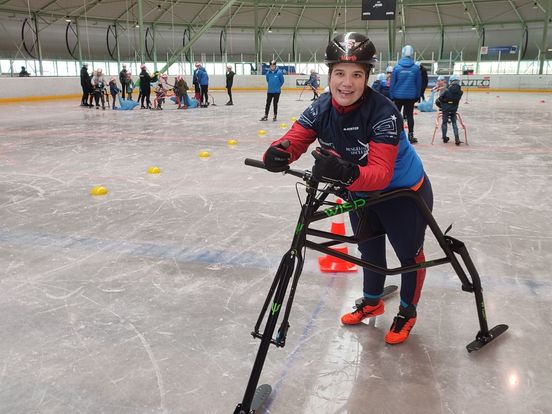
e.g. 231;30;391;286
251;384;272;411
466;324;509;353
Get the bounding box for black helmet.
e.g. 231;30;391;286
325;32;377;66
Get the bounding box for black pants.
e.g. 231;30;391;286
93;90;105;108
140;90;151;108
81;87;90;105
227;87;233;103
393;99;416;135
264;92;280;116
200;85;209;105
350;175;433;308
311;86;319;99
441;111;459;139
121;83;126;99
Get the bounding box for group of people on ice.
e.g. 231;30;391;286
78;62;237;111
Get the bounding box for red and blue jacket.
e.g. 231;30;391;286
268;88;425;192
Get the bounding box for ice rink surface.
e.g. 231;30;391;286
0;89;551;414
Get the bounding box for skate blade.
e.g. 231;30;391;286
251;384;272;411
466;324;509;353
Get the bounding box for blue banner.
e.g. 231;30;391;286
487;46;518;54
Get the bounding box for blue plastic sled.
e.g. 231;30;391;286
117;97;139;110
419;90;436;112
169;96;198;108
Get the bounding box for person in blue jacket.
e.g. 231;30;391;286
197;65;210;108
371;73;390;98
390;45;421;144
261;32;433;345
192;63;201;101
260;60;285;121
108;77;120;110
305;69;320;101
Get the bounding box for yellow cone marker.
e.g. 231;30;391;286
148;166;161;174
290;117;297;122
227;139;238;146
199;150;210;159
279;122;288;129
258;130;266;136
90;185;108;196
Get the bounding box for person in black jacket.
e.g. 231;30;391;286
139;64;152;109
225;65;235;105
418;62;429;101
119;64;128;99
192;63;201;101
80;64;92;107
437;74;464;145
19;66;30;77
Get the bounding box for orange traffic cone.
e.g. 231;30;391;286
318;198;358;273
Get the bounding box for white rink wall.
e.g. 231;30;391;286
1;74;551;99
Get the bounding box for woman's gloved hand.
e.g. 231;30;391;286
263;140;291;172
311;147;360;186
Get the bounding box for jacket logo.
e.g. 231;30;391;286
373;115;397;135
356;140;369;161
343;126;359;131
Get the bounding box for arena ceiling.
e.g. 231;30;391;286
0;0;548;32
0;0;549;62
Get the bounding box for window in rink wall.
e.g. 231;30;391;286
1;58;550;77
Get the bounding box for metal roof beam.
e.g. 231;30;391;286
189;0;215;25
507;0;526;26
158;0;238;72
294;0;309;32
222;3;243;28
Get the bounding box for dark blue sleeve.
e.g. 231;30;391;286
297;101;320;132
416;68;422;98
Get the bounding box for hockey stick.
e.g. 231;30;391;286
296;84;307;101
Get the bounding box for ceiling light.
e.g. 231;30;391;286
135;22;140;28
65;16;71;22
268;27;272;33
471;25;476;30
532;2;538;8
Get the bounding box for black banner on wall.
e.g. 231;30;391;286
361;0;396;20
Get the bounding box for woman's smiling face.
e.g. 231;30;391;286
329;63;367;106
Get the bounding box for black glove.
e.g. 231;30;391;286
263;140;291;172
311;147;360;186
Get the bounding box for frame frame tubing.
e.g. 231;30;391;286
235;160;506;412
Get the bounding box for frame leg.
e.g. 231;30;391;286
456;112;468;145
445;236;508;352
431;111;441;144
